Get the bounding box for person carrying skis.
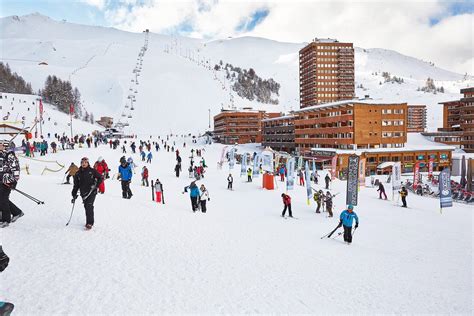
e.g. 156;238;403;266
338;205;359;244
0;245;14;314
325;191;334;217
65;162;79;184
154;178;163;203
0;140;23;228
247;168;253;182
227;173;233;190
118;157;133;199
377;181;387;200
199;184;210;213
325;174;331;189
141;166;149;187
399;186;408;208
93;157;108;194
146;152;153;163
313;189;323;213
281;193;293;218
71;157;103;230
184;181;200;212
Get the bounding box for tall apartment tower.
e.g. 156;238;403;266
299;38;355;108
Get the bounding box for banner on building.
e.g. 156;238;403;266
358;158;366;187
439;168;453;210
413;162;420;189
229;147;236;169
305;161;312;204
428;158;434;178
261;150;274;173
331;155;337;180
391;162;402;191
286;158;295;191
346;155;360;206
240;153;247;177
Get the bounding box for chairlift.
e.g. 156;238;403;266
121;113;126;117
134;90;138;93
125;105;129;109
131;106;135;110
123;122;130;127
131;79;135;82
128;114;132;118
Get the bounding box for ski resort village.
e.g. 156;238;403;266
0;2;473;315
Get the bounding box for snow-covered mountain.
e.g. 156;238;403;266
0;13;472;134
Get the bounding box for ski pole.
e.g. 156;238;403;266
66;199;76;226
352;227;358;237
12;188;44;204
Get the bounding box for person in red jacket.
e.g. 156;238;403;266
93;157;109;194
141;166;149;187
281;193;293;218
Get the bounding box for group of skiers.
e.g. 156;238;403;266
313;190;335;217
183;181;210;213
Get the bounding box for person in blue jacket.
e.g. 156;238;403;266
118;158;133;199
339;205;359;244
184;181;200;212
146;152;153;163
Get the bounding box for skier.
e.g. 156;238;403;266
325;174;331;189
227;173;233;190
377;181;387;200
154;178;163;203
0;245;14;314
64;162;79;184
118;157;133;199
146;152;153;163
140;151;146;161
0;140;23;228
199;184;210;213
247;168;253;182
279;165;285;182
93;157;108;194
399;186;408;208
141;166;149;187
313;170;319;185
325;191;334;217
71;157;103;230
338;205;359;244
298;169;304;186
184;181;200;212
313;189;323;213
281;193;293;218
175;163;180;177
188;165;193;178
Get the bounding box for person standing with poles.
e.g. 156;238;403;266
199;184;210;213
325;174;331;190
71;157;103;230
154;178;163;204
325;191;334;217
118;157;133;199
227;173;233;190
0;140;23;228
399;186;408;208
339;205;359;244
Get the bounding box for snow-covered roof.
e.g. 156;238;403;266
294;99;406;113
261;114;296;122
377;162;396;169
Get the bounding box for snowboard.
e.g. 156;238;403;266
0;302;14;316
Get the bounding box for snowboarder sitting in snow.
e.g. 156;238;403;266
65;162;79;184
72;157;103;230
281;193;293;218
183;181;200;212
141;166;149;187
227;173;233;190
399;186;408;208
338;205;359;244
377;182;387;200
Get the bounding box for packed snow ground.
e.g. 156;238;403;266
1;137;472;314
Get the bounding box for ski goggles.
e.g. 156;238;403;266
81;157;89;163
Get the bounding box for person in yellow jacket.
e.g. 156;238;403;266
247;168;252;182
65;162;79;184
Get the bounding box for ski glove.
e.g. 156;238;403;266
355;223;359;228
338;220;343;228
208;198;210;201
0;246;9;272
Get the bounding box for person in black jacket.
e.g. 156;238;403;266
72;157;103;230
0;140;23;228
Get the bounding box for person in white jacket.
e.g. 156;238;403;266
199;184;210;213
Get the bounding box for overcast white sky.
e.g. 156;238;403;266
3;0;473;74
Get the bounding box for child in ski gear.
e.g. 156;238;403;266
154;178;163;203
199;184;210;213
141;166;149;187
281;193;293;217
227;174;233;190
247;168;252;182
93;157;108;194
325;191;334;217
377;182;387;200
184;181;200;212
325;174;331;189
65;162;79;184
72;157;103;229
118;159;133;199
399;187;408;207
0;141;23;228
339;205;359;243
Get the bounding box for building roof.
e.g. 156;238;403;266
438;100;461;105
310;145;455;156
460;87;474;93
294;99;406;113
261;114;296;122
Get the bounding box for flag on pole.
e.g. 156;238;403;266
240;153;247;177
286;158;295;191
346;155;360;206
69;104;74;116
229;147;236;170
305;161;312;205
253;154;261;178
331;155;337;180
439;168;453;212
413;162;420;189
39;100;44;118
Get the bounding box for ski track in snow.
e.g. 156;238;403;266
0;138;472;314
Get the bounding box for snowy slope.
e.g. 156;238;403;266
0;92;99;137
0;137;472;314
0;13;472;135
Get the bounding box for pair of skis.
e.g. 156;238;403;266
320;224;357;239
151;180;165;204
